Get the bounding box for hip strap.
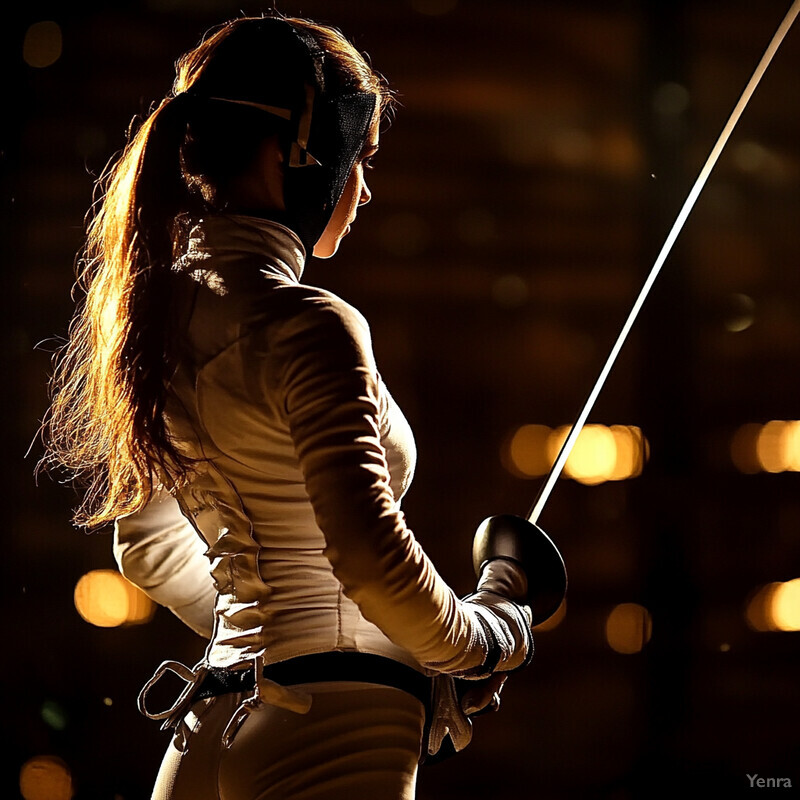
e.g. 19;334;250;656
195;651;432;712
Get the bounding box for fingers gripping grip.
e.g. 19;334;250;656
472;514;567;626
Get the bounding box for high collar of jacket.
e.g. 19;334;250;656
180;214;307;283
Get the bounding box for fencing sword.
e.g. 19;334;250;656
472;0;800;625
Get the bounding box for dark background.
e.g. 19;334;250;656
5;0;800;798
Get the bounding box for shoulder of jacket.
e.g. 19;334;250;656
255;281;371;338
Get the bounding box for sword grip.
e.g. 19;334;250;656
472;515;567;626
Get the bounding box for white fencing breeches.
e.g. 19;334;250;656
151;682;425;800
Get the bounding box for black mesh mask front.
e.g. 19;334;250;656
283;90;376;256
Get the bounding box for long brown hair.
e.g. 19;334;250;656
41;16;394;529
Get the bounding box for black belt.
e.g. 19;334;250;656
194;651;432;713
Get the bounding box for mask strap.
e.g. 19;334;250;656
289;83;322;167
208;96;291;120
187;91;322;168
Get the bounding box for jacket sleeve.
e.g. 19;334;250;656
113;488;216;639
267;292;527;675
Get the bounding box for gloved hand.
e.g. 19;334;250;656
461;558;534;677
460;672;507;716
425;561;534;762
424;670;508;760
474;554;529;601
426;519;565;764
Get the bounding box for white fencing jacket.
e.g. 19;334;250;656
114;215;526;679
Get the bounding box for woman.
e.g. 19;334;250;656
43;15;533;799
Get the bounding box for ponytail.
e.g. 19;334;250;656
42;96;196;529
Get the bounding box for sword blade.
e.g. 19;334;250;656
527;0;800;525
